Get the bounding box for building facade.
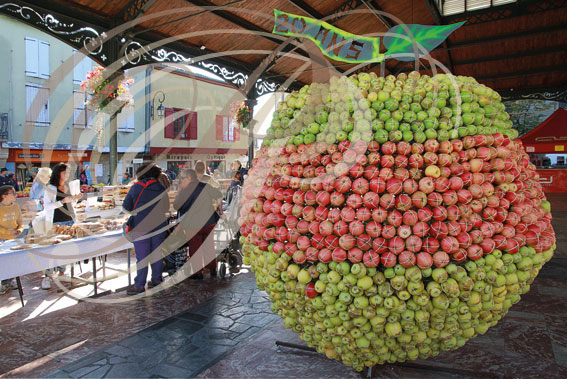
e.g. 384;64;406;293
0;15;249;186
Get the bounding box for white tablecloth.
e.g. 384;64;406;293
0;231;133;280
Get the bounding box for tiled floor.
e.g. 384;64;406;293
1;194;566;378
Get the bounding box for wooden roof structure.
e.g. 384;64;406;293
1;0;566;100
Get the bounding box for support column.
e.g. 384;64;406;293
109;112;118;185
245;98;258;169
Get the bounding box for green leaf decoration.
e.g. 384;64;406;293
384;22;465;61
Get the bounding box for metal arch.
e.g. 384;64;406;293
501;87;567;103
0;0;297;99
0;0;110;64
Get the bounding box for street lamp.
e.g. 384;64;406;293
151;90;166;120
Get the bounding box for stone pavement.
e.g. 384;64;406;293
44;274;280;378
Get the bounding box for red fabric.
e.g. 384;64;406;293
520;108;567;154
188;224;217;273
164;108;174;138
187;112;198;140
216;115;224;141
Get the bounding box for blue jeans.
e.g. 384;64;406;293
133;232;166;288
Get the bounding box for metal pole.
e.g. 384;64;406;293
245;98;258;169
109;112;118;185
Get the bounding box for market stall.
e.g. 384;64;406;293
520;107;567;193
0;183;136;305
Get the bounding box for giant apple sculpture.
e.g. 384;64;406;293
238;72;555;371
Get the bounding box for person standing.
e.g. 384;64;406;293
226;159;247;180
44;163;82;226
122;172;131;185
123;163;169;295
41;163;82;289
0;185;23;294
79;169;88;186
179;164;223;277
195;160;220;188
29;167;52;211
0;168;8;186
6;174;19;192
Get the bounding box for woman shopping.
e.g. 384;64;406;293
123;163;169;295
0;185;24;295
29;167;52;211
174;168;223;279
41;163;82;289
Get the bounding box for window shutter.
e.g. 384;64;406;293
228;119;234;142
38;86;49;125
26;84;38;121
188;112;198;139
25;37;39;77
26;83;49;126
38;40;50;79
164;107;175;138
234;123;240;141
216;115;224;141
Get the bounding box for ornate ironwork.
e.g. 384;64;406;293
0;1;108;60
197;61;248;88
0;0;294;99
501;88;567;103
254;78;280;97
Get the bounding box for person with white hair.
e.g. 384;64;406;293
29;167;52;211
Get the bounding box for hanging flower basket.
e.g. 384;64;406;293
231;101;252;128
81;66;134;115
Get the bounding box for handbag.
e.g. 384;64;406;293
123;179;157;242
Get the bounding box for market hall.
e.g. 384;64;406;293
0;0;566;377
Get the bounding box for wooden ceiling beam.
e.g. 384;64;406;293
454;45;567;66
285;0;324;19
441;24;566;51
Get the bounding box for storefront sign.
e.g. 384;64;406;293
555;145;565;152
207;154;226;161
9;149;91;163
167;154;193;161
133;158;144;164
272;9;464;63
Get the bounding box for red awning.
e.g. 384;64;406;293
520;108;567;154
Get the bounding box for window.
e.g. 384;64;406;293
73;51;94;84
216;115;240;142
25;37;49;79
26;83;49;127
73;90;88;128
164;108;197;140
118;107;135;132
436;0;517;16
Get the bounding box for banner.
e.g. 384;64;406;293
272;9;465;63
